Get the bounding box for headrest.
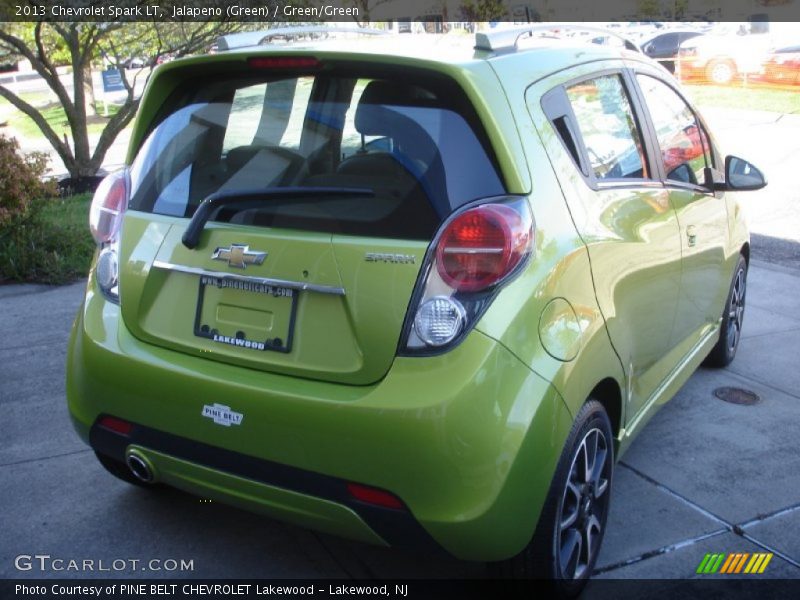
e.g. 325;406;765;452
354;81;433;136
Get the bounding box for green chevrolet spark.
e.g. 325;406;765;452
67;26;766;594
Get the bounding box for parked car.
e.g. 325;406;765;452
120;56;148;69
641;30;703;73
67;26;765;595
155;53;176;65
677;28;774;84
761;44;800;85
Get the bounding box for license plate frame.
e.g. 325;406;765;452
192;274;298;354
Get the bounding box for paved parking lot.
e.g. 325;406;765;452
1;257;799;581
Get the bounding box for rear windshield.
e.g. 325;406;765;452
128;66;505;240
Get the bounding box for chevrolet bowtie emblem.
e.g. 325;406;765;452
211;244;267;269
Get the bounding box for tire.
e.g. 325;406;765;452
490;400;614;598
95;451;160;489
706;60;736;85
705;255;747;368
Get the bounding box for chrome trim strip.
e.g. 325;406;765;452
152;260;345;296
442;247;504;255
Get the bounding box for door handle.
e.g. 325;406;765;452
686;225;697;247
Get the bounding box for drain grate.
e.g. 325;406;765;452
714;387;761;406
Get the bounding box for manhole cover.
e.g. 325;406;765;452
714;387;761;406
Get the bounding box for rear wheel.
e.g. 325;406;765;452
705;255;747;367
706;60;736;85
491;400;614;597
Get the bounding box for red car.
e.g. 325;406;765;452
763;45;800;85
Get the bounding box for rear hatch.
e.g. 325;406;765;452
118;58;506;385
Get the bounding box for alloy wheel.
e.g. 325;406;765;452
726;267;746;353
709;61;734;84
556;427;611;580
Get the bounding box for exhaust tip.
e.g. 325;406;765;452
126;451;155;484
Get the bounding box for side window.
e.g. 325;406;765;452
636;74;712;186
565;74;649;181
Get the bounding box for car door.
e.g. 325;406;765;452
539;71;683;420
632;72;729;356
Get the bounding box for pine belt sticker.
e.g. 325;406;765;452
201;403;244;427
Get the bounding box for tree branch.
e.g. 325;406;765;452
90;101;139;170
0;85;74;170
0;28;74;115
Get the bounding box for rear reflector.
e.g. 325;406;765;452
98;416;133;436
247;56;321;70
346;483;404;510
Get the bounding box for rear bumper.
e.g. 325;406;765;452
91;422;438;552
67;285;573;561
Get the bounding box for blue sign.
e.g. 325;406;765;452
101;68;125;93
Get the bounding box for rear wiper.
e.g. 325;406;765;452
181;187;374;249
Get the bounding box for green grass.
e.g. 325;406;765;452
8;102;120;138
0;194;95;285
684;84;800;115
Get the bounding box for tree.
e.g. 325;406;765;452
459;0;508;22
636;0;661;18
347;0;397;26
0;22;246;182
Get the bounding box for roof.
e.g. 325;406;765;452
202;30;645;80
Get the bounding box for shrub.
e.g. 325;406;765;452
0;133;57;228
0;194;95;284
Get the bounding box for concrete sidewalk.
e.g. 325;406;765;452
0;261;798;580
592;259;800;580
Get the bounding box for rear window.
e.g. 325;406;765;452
128;67;505;240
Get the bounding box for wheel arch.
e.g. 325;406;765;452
589;378;623;442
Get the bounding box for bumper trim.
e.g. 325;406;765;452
89;416;446;555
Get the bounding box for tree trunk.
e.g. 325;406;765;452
82;62;97;117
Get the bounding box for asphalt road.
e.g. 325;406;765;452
1;256;799;583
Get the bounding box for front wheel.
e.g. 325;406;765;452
705;255;747;367
491;400;614;597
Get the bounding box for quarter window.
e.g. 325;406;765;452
636;75;712;186
565;74;648;180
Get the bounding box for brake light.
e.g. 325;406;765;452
247;56;321;70
89;170;129;245
436;204;531;293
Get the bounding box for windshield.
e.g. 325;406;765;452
128;72;505;240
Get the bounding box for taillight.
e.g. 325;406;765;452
89;170;129;303
89;170;128;245
403;197;533;353
436;204;530;293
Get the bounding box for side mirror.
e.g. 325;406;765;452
717;155;767;191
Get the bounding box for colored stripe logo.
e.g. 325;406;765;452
696;552;773;574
